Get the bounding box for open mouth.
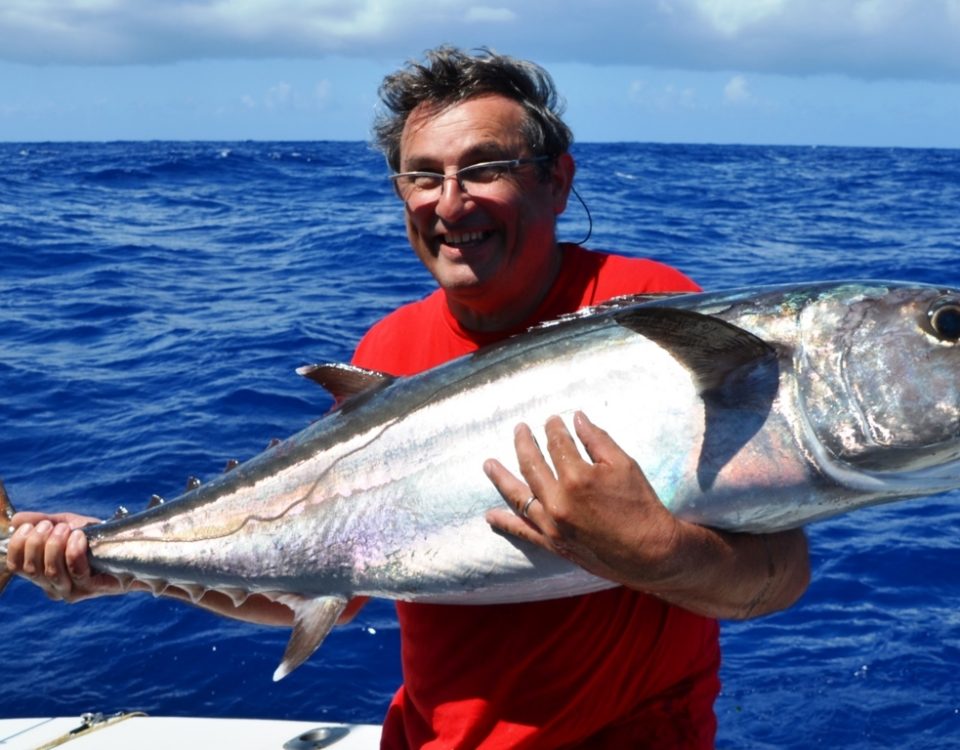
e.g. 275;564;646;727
442;230;492;247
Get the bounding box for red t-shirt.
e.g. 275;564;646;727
353;245;720;750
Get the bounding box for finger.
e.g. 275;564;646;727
486;506;545;542
572;410;649;476
571;411;622;464
5;522;33;572
483;458;531;513
11;512;98;528
543;415;586;470
575;410;657;486
512;423;560;499
482;458;549;526
21;520;54;577
486;507;571;559
11;512;52;527
64;529;92;581
43;524;73;596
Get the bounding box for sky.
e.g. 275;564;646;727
2;0;960;147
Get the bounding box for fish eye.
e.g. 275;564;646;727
927;297;960;342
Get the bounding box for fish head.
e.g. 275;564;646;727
796;283;960;482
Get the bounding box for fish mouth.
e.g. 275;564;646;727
846;439;960;473
823;437;960;496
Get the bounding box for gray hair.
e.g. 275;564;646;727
373;46;574;171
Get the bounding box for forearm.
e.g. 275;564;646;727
641;525;810;620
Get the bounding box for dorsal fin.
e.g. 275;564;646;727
297;363;394;406
594;291;692;310
522;292;695;333
613;306;776;394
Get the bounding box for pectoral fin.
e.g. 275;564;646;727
613;306;776;394
272;594;348;681
614;307;781;491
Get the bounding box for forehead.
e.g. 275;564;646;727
399;94;528;167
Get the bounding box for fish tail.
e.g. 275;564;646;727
0;478;16;595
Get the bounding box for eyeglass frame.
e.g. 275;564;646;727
388;156;553;201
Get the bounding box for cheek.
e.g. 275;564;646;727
403;209;430;246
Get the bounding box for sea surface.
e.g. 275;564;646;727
1;141;958;748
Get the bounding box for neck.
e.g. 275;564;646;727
446;245;564;333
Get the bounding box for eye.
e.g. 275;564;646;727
927;297;960;342
410;173;443;189
461;162;510;184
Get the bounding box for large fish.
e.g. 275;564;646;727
2;281;959;680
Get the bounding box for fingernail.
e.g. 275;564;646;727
34;520;53;534
14;523;33;537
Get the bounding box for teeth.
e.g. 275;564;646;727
444;231;486;245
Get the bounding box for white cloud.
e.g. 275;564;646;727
724;74;751;103
465;7;516;23
628;80;648;102
264;81;293;109
314;79;331;104
695;0;786;35
628;79;700;111
1;0;959;82
239;79;332;111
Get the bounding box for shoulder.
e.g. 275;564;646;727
352;293;436;369
564;246;700;305
352;291;464;375
598;252;701;292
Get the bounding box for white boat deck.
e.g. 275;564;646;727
0;713;380;749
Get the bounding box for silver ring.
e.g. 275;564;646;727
520;496;538;518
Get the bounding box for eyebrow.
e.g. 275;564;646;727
402;142;519;172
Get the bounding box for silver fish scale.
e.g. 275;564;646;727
2;280;958;677
80;281;960;590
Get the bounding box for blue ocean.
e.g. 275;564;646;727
1;141;958;748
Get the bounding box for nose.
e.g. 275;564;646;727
434;175;473;223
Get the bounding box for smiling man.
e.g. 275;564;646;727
5;46;810;750
389;94;568;332
350;46;810;749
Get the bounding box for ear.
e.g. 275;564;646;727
550;152;576;216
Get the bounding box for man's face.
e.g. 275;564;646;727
396;94;572;325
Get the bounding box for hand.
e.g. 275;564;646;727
6;511;374;625
483;411;685;591
5;512;126;602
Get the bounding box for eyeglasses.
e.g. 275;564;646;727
389;156;551;202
